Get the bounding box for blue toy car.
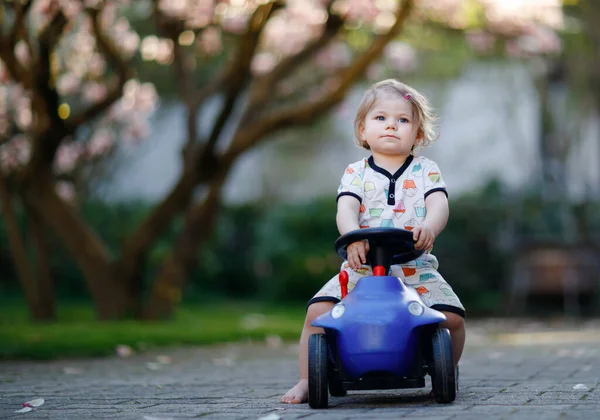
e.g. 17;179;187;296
308;227;456;408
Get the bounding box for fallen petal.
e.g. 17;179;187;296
23;398;45;407
573;384;588;390
15;407;33;413
116;344;134;358
257;414;281;420
146;362;161;371
156;355;172;365
265;335;282;349
143;416;174;420
213;357;235;367
240;313;266;330
63;367;83;375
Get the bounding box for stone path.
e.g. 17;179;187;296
1;319;600;419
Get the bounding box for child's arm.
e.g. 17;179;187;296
413;191;449;250
336;196;369;270
336;196;361;235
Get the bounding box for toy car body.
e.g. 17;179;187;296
308;227;456;408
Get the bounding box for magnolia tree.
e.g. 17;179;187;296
0;0;564;320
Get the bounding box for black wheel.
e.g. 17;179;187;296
431;327;456;403
308;333;328;408
328;364;346;397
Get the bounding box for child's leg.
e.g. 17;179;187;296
439;311;466;365
281;300;335;404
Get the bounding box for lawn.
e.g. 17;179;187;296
0;300;306;360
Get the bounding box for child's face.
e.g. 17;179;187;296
360;95;421;158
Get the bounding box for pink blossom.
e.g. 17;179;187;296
84;0;103;8
56;73;81;96
32;0;55;15
315;42;352;71
135;83;158;113
55;181;76;202
55;142;82;173
0;135;30;171
59;0;83;19
199;27;223;56
100;2;117;30
82;81;108;103
155;39;174;65
158;0;187;19
221;15;248;35
384;41;418;73
366;62;384;81
122;120;149;144
465;29;496;54
15;106;32;131
87;53;106;78
337;0;379;23
251;52;277;76
14;41;30;65
121;32;141;58
518;24;562;55
87;129;113;157
504;38;524;57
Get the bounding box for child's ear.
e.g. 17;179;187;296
416;127;424;141
412;129;424;150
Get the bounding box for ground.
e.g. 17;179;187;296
1;318;600;419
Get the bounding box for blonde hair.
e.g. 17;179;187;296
353;79;438;150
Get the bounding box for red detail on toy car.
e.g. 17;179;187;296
339;270;349;298
373;266;386;276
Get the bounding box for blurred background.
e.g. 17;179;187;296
1;0;599;359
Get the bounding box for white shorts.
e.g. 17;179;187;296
308;257;465;318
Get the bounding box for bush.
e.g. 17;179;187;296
3;182;599;316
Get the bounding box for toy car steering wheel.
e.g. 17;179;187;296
334;227;425;271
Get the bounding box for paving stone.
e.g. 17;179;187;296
1;321;600;419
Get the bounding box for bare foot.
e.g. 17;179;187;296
281;379;308;404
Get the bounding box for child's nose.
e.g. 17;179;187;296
386;120;397;130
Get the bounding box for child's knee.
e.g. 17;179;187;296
305;301;335;325
440;312;465;333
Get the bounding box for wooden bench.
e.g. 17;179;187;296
506;244;600;316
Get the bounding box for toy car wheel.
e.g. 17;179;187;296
431;327;456;404
308;333;329;408
328;364;346;397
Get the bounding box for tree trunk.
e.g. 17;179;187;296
118;167;199;314
0;174;48;321
143;174;226;319
21;174;127;320
27;205;56;320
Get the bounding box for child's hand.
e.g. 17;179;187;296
346;240;370;270
412;225;435;251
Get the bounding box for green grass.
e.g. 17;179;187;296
0;300;306;360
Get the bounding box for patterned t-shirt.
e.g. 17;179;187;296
336;154;447;264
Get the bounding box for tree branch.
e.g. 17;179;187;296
26;11;68;171
225;0;414;162
117;167;198;285
151;0;199;158
188;2;284;115
202;1;279;155
243;4;345;121
0;2;32;87
67;6;133;131
9;0;32;51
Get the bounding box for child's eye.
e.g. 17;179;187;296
375;115;385;121
399;118;409;123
